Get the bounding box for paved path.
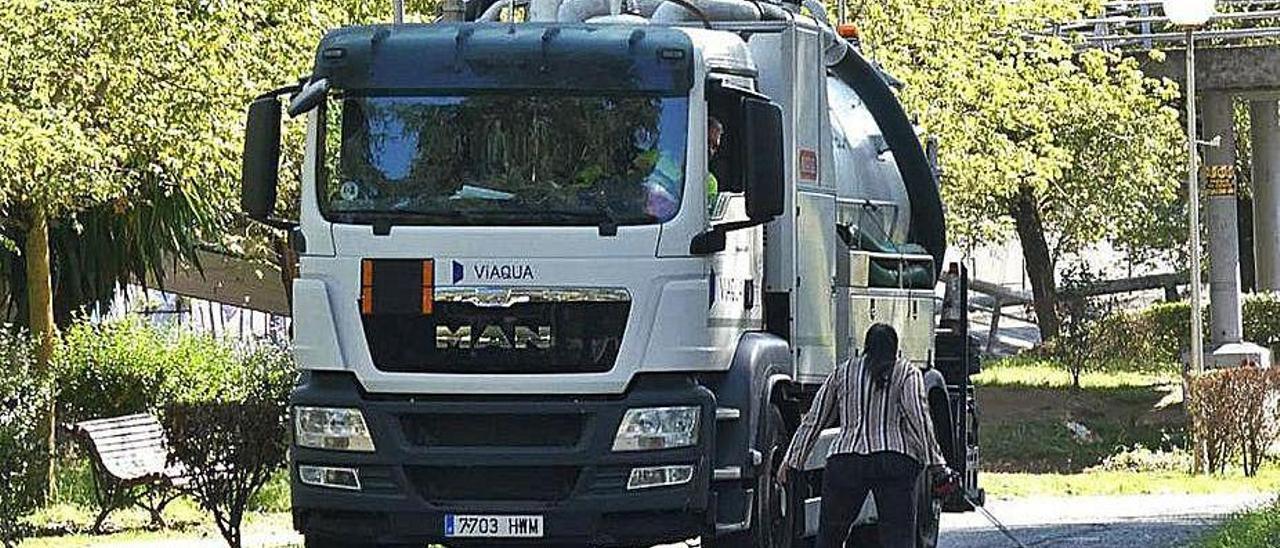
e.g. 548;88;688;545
44;493;1269;547
940;493;1272;547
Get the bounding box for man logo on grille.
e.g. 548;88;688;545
436;325;553;350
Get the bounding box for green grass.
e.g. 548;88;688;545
985;467;1280;498
975;357;1179;389
20;509;294;547
1196;498;1280;548
22;459;292;546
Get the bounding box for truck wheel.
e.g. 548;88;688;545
710;404;793;548
916;471;941;548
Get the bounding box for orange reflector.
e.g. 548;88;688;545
421;260;435;315
837;23;860;39
360;259;374;315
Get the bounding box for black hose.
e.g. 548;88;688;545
828;44;947;275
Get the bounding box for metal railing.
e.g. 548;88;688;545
1051;0;1280;50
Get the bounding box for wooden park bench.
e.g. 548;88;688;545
68;413;190;532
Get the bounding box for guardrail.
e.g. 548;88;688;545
1050;0;1280;50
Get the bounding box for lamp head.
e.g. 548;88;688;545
1163;0;1216;26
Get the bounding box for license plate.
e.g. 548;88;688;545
444;514;544;538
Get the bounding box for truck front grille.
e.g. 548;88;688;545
407;466;580;502
361;300;629;374
399;413;585;448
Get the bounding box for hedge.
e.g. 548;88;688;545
1187;365;1280;476
1092;292;1280;372
58;316;244;427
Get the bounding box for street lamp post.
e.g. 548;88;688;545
1163;0;1216;377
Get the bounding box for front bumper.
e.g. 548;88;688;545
290;371;717;546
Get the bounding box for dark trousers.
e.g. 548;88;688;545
817;451;923;548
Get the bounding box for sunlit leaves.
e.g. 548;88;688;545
853;0;1184;263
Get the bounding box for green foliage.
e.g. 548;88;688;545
163;343;294;548
986;467;1280;498
1050;266;1117;387
0;328;53;548
0;0;444;322
853;0;1185;260
57;318;169;426
1089;293;1280;372
57;315;297;548
247;469;292;514
1198;498;1280;548
1243;292;1280;349
56;316;246;426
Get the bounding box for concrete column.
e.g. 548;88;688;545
1201;93;1245;346
1251;100;1280;292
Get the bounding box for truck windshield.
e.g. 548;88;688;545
321;94;690;225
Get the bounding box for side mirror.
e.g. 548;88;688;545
288;78;329;117
742;98;785;220
242;96;283;223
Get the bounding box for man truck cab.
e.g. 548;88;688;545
242;2;981;546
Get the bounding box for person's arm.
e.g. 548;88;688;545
782;367;839;471
901;366;947;467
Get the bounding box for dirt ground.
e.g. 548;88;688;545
978;382;1187;473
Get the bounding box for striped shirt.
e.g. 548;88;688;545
783;356;946;470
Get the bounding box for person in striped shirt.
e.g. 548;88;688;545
778;323;949;548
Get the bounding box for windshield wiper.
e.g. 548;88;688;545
534;209;620;237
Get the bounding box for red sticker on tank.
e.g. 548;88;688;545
799;149;818;182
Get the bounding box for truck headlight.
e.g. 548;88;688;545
612;406;700;451
294;406;376;452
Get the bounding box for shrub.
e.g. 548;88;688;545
1243;292;1280;350
163;342;294;548
58;316;245;425
57;317;168;426
0;328;53;548
1052;269;1118;387
1093;293;1280;374
1187;365;1280;476
1089;444;1192;474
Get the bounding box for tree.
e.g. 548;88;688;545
0;0;300;494
853;0;1185;340
0;0;444;495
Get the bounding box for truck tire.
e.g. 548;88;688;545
916;470;941;548
708;404;793;548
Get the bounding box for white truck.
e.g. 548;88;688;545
241;1;982;546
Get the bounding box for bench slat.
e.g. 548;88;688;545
97;445;167;462
101;460;167;481
91;428;165;446
77;414;156;431
93;432;166;452
86;422;164;439
77;412;152;425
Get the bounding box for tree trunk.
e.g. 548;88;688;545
25;206;58;500
1011;185;1060;341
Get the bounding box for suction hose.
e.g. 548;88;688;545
827;40;947;275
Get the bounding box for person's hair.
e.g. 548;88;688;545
708;116;723;132
863;323;899;387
